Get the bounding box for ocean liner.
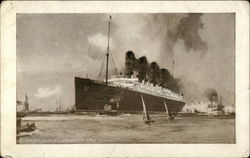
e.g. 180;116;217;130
74;16;185;113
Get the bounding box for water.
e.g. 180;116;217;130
17;114;235;144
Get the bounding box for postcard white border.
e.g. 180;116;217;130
1;1;249;157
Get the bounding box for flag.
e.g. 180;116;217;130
109;15;112;22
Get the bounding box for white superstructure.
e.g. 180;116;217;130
106;75;184;101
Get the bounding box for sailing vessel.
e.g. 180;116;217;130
164;100;174;119
74;15;185;113
141;95;154;124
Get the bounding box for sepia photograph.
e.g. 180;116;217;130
16;13;236;144
1;1;249;157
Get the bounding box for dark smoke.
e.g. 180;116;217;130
159;68;169;88
168;13;207;53
172;78;183;93
205;88;218;103
124;51;181;93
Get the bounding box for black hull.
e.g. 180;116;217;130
74;77;185;113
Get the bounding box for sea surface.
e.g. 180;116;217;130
17;113;235;144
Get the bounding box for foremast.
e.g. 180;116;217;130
105;15;112;85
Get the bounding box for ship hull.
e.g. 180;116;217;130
75;77;185;113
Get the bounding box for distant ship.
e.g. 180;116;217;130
75;16;185;114
207;96;225;115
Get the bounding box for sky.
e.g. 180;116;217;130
17;13;235;111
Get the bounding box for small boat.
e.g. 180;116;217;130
141;95;154;124
99;104;118;116
99;110;118;116
17;122;36;134
17;117;37;135
17;112;27;117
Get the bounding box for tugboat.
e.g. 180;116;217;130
207;96;225;115
99;104;118;116
17;120;36;133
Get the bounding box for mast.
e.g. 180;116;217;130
105;15;112;85
172;57;175;91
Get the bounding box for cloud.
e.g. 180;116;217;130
34;85;62;98
88;33;113;51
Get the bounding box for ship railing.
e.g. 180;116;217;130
109;80;184;101
109;77;138;83
133;83;184;101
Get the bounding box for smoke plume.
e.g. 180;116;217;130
205;88;218;103
167;13;207;54
124;51;181;92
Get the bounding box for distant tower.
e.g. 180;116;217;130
23;94;29;112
